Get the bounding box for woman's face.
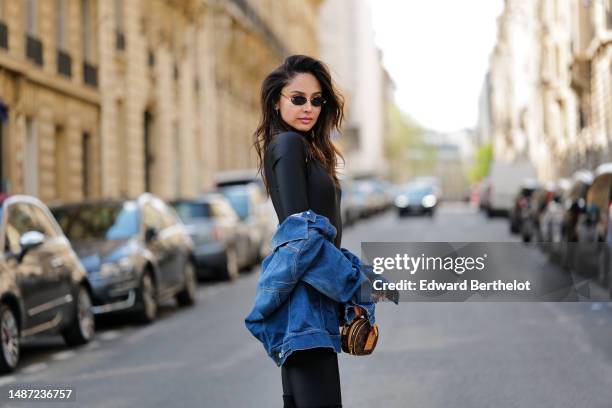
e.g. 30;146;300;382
275;73;323;133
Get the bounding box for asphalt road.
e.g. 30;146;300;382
3;203;612;407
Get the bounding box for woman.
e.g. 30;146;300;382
253;55;346;407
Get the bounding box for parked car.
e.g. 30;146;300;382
520;182;556;243
508;178;539;235
574;164;612;280
0;195;95;372
217;184;268;267
486;160;537;217
547;170;593;270
394;182;439;217
50;193;197;324
478;177;491;213
172;194;247;281
216;171;277;260
339;178;357;227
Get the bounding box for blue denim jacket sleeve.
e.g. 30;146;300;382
246;218;368;322
288;234;377;325
296;229;366;304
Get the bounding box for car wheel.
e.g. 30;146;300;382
176;261;197;307
135;270;157;324
62;285;95;347
0;304;19;373
224;247;240;281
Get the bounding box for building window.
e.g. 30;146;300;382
144;110;153;193
24;0;43;65
81;0;97;86
114;0;125;50
0;19;6;50
55;0;72;77
0;0;6;49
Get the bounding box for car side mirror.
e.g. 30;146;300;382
18;231;45;261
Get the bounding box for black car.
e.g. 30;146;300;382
519;182;553;243
549;170;593;270
0;195;95;372
50;193;197;324
573;164;612;280
394;183;439;217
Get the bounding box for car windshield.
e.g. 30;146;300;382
405;186;433;199
220;188;250;220
172;201;211;221
52;202;140;241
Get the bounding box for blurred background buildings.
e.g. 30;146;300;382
0;0;329;203
480;0;612;182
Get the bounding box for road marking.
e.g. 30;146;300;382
21;362;47;374
51;350;76;361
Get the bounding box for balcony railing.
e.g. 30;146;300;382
26;35;43;66
57;50;72;77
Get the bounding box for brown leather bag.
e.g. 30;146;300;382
341;306;379;356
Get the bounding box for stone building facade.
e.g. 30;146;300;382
0;0;322;203
485;0;612;181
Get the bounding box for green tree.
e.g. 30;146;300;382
384;104;426;183
468;142;493;183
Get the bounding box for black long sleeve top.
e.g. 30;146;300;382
264;131;342;249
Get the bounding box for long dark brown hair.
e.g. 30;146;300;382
253;55;345;197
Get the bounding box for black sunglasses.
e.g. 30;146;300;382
281;93;327;107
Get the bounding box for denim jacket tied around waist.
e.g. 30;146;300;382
244;209;377;367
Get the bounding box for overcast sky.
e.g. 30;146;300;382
370;0;505;133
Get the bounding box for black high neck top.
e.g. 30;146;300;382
264;131;342;249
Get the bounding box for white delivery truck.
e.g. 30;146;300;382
486;160;537;217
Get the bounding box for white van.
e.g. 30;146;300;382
487;160;537;216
